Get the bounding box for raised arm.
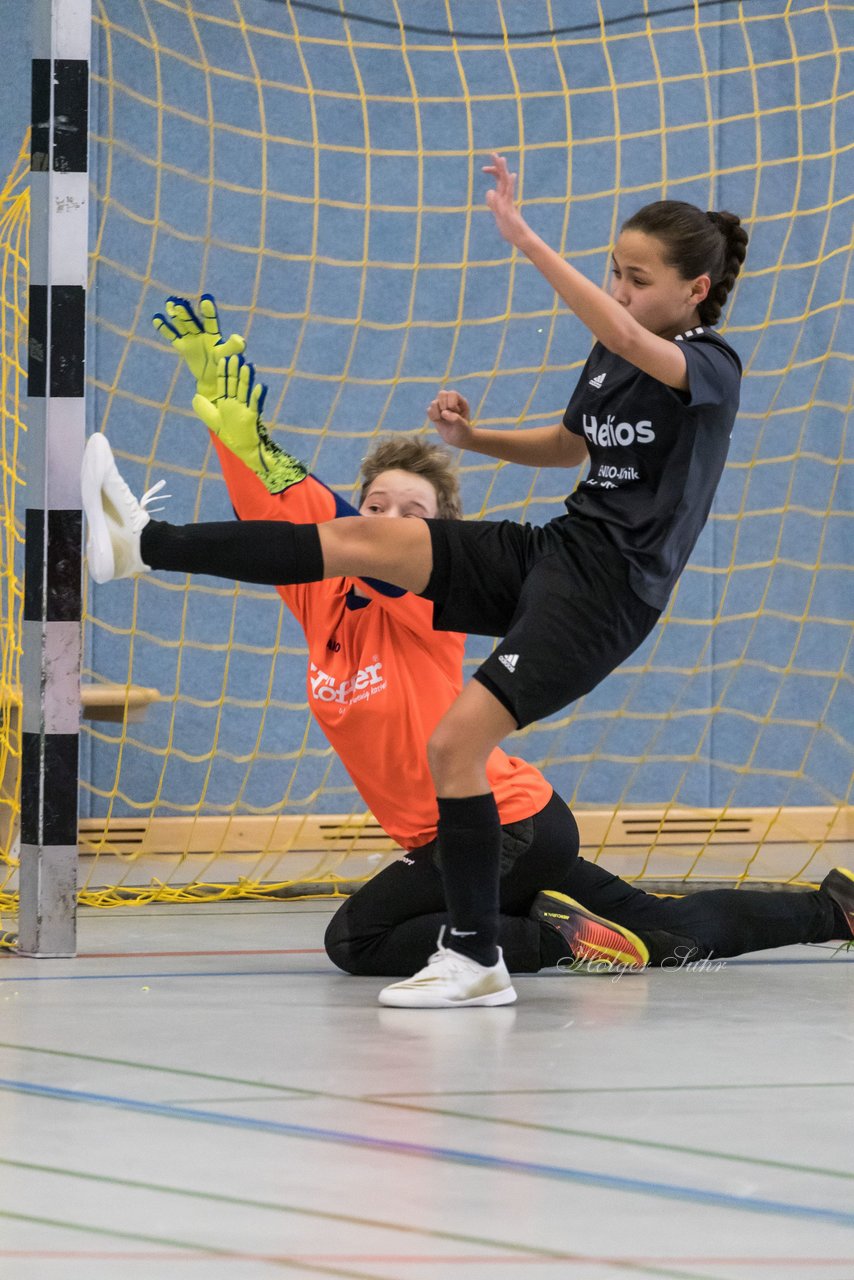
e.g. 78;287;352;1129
153;294;329;516
189;352;349;526
483;153;691;391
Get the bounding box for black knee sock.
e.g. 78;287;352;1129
436;793;501;967
140;519;325;585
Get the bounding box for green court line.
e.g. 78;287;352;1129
0;1159;725;1280
1;1040;850;1185
0;1209;395;1280
371;1081;854;1097
359;1097;854;1184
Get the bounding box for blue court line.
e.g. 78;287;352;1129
0;956;849;983
727;961;853;967
2;1076;852;1228
0;969;334;983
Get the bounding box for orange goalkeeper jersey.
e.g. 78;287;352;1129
213;439;553;850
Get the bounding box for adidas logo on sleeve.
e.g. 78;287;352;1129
498;653;519;673
588;371;607;388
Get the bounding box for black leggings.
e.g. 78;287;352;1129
325;792;837;975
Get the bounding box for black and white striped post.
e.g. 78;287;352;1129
20;0;91;955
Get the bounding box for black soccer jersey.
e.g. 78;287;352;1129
562;326;742;609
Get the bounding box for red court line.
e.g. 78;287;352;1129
76;948;326;959
1;1252;851;1265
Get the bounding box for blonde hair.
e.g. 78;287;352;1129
359;436;462;519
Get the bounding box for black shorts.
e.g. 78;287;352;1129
420;514;660;728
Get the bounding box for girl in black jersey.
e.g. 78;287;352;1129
83;153;778;1008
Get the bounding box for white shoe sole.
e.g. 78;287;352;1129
378;984;517;1009
81;434;116;584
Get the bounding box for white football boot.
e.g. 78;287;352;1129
378;928;517;1008
81;434;167;583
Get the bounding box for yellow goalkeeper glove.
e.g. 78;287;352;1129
192;355;307;495
152;293;246;401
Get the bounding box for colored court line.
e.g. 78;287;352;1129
48;952;854;964
1;1041;849;1185
1;950;851;982
371;1082;854;1097
77;948;326;958
3;1246;853;1268
0;968;333;982
715;957;854;966
350;1096;854;1184
0;1211;392;1280
3;1038;848;1100
0;1160;732;1280
2;958;851;984
1;1076;852;1228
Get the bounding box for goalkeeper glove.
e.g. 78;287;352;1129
193;354;308;496
152;293;246;401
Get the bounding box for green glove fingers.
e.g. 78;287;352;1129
152;293;246;400
201;354;256;442
215;351;229;405
195;354;307;496
226;348;247;404
238;356;253;407
199;295;244;361
154;293;305;496
248;379;264;419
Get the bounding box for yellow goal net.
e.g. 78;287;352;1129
2;0;851;916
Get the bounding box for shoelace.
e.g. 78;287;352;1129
120;476;171;531
139;479;170;516
432;925;465;962
426;935;479;972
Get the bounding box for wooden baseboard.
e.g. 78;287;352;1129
68;806;852;893
3;807;848;898
77;806;851;856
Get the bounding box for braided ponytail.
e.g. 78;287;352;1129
700;210;749;326
622;201;749;327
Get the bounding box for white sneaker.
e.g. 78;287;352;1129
81;434;168;583
378;931;517;1008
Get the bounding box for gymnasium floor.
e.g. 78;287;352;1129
1;900;852;1280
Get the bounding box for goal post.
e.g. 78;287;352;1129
14;0;91;955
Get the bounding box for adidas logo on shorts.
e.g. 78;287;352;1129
588;371;607;388
498;653;519;673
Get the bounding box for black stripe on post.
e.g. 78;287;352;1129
47;509;82;622
23;510;82;622
28;283;47;398
53;60;89;174
30;58;51;172
19;733;41;845
50;285;86;397
20;732;79;847
23;508;45;622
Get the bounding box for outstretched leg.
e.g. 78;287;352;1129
554;856;845;962
140;514;434;592
83;432;435;591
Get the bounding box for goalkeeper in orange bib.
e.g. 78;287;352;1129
80;293;854;1004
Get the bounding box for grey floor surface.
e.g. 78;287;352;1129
0;900;852;1280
